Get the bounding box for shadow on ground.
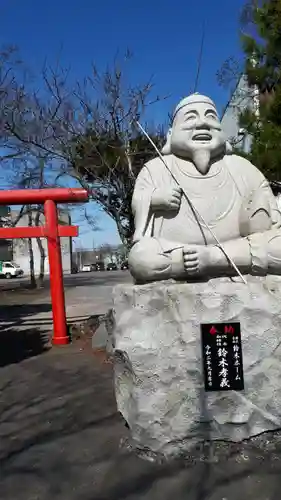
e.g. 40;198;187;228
0;302;101;367
0;303;52;366
0;292;280;498
0;346;280;500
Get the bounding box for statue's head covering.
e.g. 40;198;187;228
172;93;216;120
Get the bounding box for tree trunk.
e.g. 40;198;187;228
35;209;45;288
111;210;131;250
27;211;36;288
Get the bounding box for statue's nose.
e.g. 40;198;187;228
195;118;210;130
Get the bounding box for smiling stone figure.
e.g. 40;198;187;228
128;93;281;283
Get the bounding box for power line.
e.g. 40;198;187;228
194;23;206;93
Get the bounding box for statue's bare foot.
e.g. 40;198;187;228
183;245;211;276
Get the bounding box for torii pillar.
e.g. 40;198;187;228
0;188;89;345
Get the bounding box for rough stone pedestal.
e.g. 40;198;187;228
113;276;281;459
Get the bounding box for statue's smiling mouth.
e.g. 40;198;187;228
192;133;212;141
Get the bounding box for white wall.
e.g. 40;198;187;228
221;75;254;154
12;210;72;276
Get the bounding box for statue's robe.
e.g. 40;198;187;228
132;154;281;248
129;153;281;282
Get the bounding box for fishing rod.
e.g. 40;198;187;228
136;120;247;285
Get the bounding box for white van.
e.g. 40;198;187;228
0;261;24;279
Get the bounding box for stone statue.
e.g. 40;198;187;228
128;93;281;283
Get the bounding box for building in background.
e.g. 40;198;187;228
73;243;127;270
221;74;281;201
221;74;256;154
11;209;73;275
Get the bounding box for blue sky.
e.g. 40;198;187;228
1;0;246;249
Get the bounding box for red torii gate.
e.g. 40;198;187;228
0;188;89;345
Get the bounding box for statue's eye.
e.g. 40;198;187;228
206;112;217;120
184;114;196;121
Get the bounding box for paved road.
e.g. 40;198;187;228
0;270;132;341
0;270;132;292
0;270;132;307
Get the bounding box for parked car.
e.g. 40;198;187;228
120;260;128;270
91;261;105;271
81;264;91;272
107;262;118;271
0;261;24;279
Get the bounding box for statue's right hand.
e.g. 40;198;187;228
151;187;182;211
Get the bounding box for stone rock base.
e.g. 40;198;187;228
112;276;281;458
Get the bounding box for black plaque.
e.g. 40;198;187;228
201;322;244;392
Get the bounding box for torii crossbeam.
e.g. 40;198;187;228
0;188;89;345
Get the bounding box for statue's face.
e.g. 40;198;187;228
170;101;225;161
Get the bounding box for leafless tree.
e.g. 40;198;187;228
1;52;167;250
53;53;167;247
68;54;166;247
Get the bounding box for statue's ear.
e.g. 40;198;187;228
161;128;172;155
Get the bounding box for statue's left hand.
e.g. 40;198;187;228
183;248;199;274
183;246;211;276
